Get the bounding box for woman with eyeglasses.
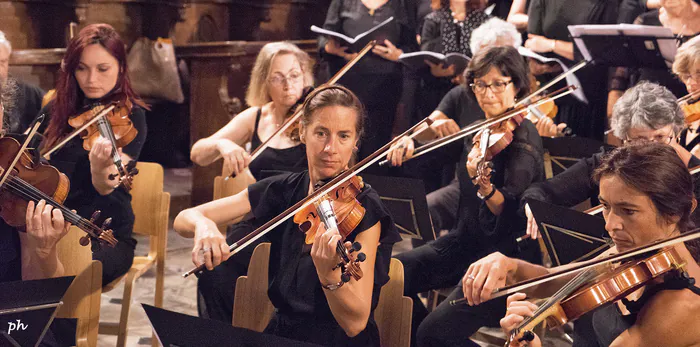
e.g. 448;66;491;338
189;42;314;323
521;81;698;241
388;46;545;347
190;42;314;181
673;36;700;157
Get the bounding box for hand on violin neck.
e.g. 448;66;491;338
23;200;71;257
311;221;345;285
500;293;542;347
88;137;115;170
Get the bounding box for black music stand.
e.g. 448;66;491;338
142;304;321;347
362;175;436;242
0;276;74;347
527;199;611;266
541;137;612;177
569;25;676;68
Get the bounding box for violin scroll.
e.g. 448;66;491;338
334;241;366;283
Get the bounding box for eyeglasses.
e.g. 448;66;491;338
470;80;512;94
622;130;676;145
268;71;303;87
679;72;700;83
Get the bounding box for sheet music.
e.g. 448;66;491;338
568;24;677;67
518;47;588;103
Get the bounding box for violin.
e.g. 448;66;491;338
66;99;139;190
0;136;117;247
470;108;525;182
506;247;686;346
525;74;558;121
680;91;700;124
294;175;367;283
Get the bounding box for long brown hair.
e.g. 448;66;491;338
43;23;146;150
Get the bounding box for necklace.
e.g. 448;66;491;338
369;8;375;16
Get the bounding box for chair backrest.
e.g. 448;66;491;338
130;162;170;260
232;242;274;331
212;169;256;234
375;258;413;347
55;226;103;347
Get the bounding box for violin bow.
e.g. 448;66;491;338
449;227;700;305
42;105;116;159
0;115;44;189
235;41;377;176
378;85;577;167
377;62;588;167
678;89;700;105
183;116;434;277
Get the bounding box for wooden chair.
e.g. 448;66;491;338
231;242;274;331
55;226;103;347
212;170;256;234
98;162;170;347
232;244;414;347
375;258;413;347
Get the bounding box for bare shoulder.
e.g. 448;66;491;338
634;288;700;344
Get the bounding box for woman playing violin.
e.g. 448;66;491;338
0;76;71;283
674;36;700;157
495;143;700;347
190;42;313;180
388;46;545;347
191;42;313;323
38;24;147;286
174;86;400;346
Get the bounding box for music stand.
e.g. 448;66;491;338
527;199;612;266
142;304;321;347
361;175;436;242
568;24;677;68
541;137;612;177
0;276;74;347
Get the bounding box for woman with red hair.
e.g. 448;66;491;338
38;23;148;286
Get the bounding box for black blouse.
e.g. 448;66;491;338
320;0;418;76
38;102;148;247
248;107;307;180
247;171;401;346
421;8;490;58
446;120;544;255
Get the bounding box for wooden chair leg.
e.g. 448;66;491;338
152;259;165;347
115;276;136;347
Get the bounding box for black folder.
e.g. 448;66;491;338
527;199;612;266
143;304;321;347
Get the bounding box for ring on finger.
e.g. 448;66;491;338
202;246;212;253
466;274;476;281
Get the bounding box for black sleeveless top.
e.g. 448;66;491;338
248;107;307;180
573;270;700;347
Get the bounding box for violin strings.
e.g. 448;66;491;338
3;176;103;236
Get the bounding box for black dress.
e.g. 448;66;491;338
38;101;147;286
320;0;419;164
528;0;619;141
248;107;307;180
246;171;401;346
197;107;308;323
396;120;545;347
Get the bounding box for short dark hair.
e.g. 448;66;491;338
464;45;531;100
593;143;699;261
301;85;365;141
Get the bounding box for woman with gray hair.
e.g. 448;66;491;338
469;17;522;56
521;81;696;240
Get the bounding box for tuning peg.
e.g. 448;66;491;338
108;173;118;180
356;252;366;262
352;242;362;252
341;272;351;283
102;217;112;229
90;210;101;223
